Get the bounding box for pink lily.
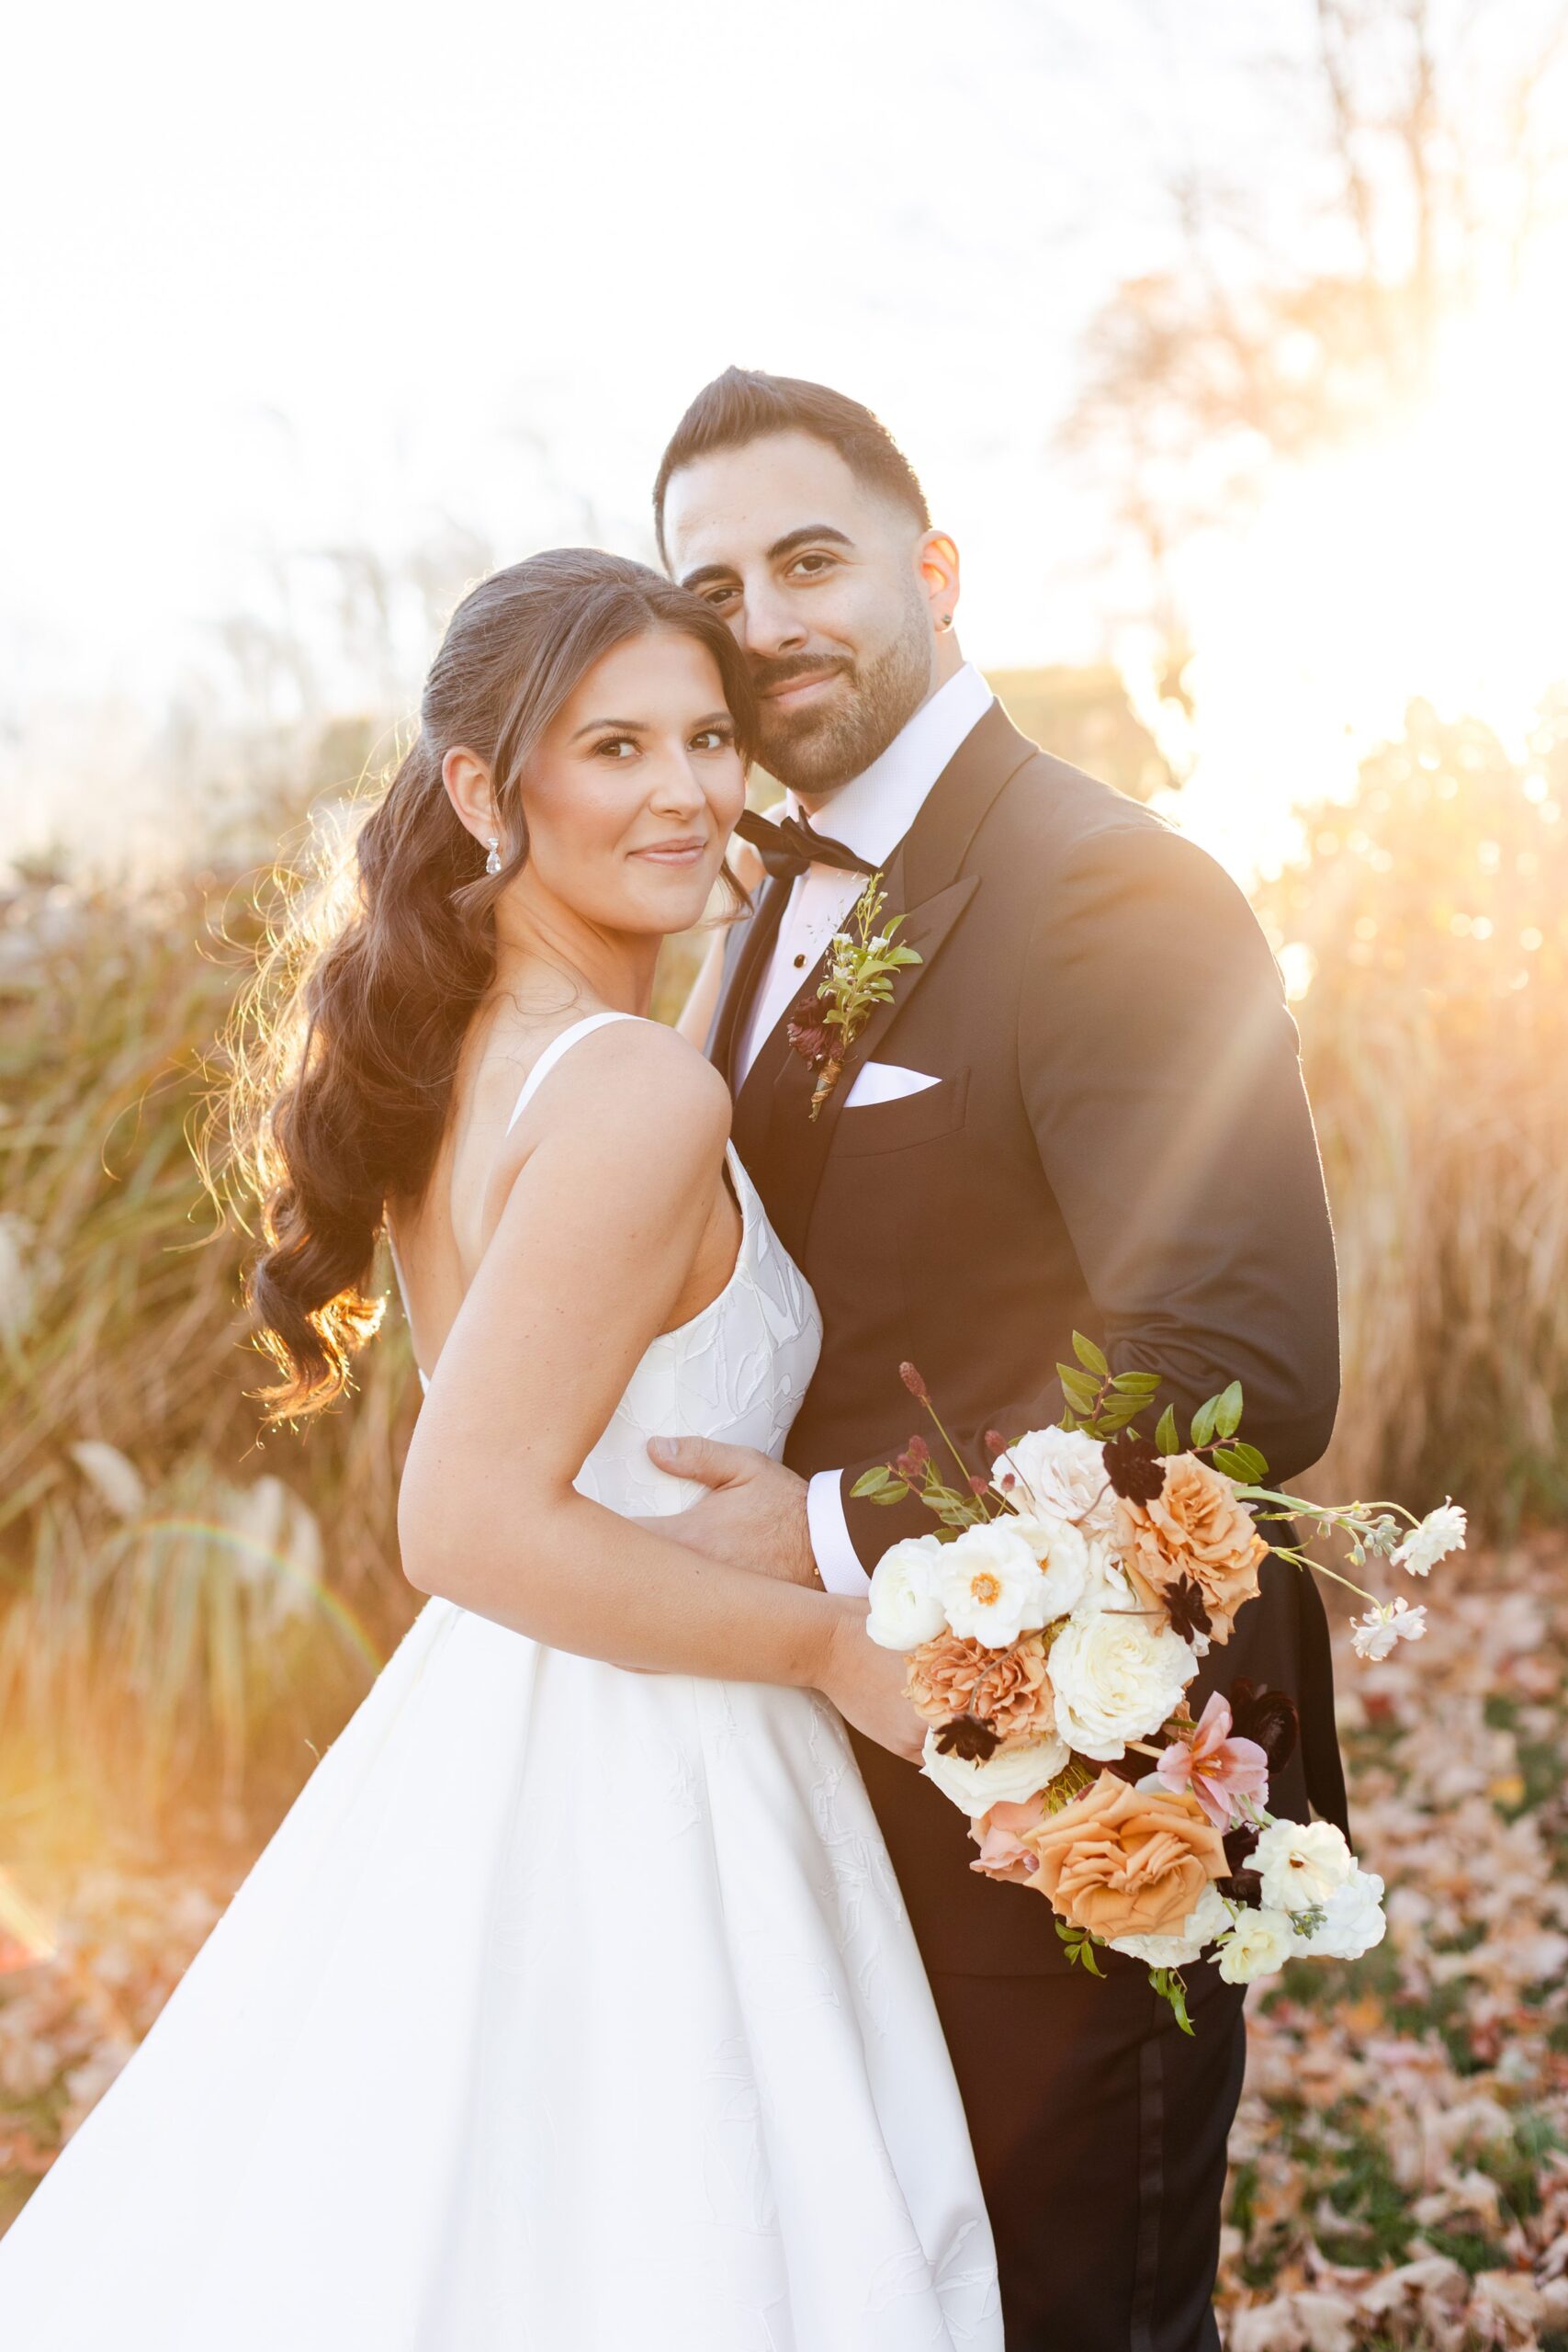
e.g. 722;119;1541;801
1155;1691;1269;1830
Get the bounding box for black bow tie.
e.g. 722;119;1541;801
736;807;874;886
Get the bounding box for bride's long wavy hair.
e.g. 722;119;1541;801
213;548;757;1421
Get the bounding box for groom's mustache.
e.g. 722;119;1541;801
750;651;854;701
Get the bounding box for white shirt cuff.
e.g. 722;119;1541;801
807;1470;871;1597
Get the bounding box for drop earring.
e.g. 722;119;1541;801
484;835;502;876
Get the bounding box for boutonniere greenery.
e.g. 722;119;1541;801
785;876;922;1122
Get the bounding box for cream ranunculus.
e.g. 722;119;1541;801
1252;1818;1356;1914
1048;1606;1196;1760
937;1522;1053;1648
1215;1905;1300;1984
992;1427;1119;1538
1006;1515;1090;1623
1109;1879;1233;1967
866;1535;949;1652
920;1728;1069;1815
1294;1866;1386;1961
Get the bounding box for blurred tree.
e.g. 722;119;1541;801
1064;0;1568;612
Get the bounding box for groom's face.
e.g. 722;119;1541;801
661;430;936;804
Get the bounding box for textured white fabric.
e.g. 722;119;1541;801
0;1017;999;2351
736;663;994;1084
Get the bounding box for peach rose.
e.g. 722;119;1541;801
1021;1769;1227;1941
905;1631;1057;1742
1114;1453;1266;1645
969;1795;1047;1886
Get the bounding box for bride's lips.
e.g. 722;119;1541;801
630;836;709;868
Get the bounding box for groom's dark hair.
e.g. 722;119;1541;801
653;368;931;558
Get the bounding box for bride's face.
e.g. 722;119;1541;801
513;628;745;938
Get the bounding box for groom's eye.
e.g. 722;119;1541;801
786;551;838;582
699;583;739;613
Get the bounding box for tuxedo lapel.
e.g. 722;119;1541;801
725;701;1040;1251
757;864;979;1262
708;875;790;1090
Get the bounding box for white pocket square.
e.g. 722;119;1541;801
844;1062;942;1108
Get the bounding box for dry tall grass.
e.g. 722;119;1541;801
1258;694;1568;1528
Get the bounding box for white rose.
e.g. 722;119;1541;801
1048;1608;1196;1760
1080;1537;1134;1611
1216;1905;1300;1984
1006;1515;1090;1623
993;1426;1119;1538
1110;1881;1233;1967
865;1536;949;1652
1252;1818;1356;1913
937;1522;1052;1648
920;1727;1069;1815
1295;1866;1387;1961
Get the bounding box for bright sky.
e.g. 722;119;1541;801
3;0;1563;876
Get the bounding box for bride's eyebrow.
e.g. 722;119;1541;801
570;716;647;741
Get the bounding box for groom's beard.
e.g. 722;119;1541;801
752;597;932;798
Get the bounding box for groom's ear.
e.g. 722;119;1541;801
918;531;961;631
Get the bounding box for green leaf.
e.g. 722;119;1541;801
1072;1331;1110;1378
1149;1967;1194;2036
1155;1405;1180;1455
1231;1442;1269;1482
868;1482;911;1507
851;1466;893;1498
1111;1370;1163;1396
1057;1366;1101;1414
1190;1396;1221;1449
1089;1402;1141;1436
1213;1381;1244;1440
1212;1447;1249;1482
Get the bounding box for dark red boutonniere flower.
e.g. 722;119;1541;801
933;1713;1001;1761
1163;1572;1213;1646
1227;1679;1300;1771
1102;1428;1166;1505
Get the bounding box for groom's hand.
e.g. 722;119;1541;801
646;1437;821;1589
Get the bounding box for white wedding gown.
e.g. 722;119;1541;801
0;1013;999;2351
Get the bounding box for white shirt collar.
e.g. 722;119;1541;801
787;662;994;865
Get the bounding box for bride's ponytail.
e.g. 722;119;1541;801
211;549;755;1419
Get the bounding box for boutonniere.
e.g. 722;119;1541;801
785;875;922;1121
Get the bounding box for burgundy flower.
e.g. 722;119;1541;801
1102;1429;1166;1505
1227;1679;1300;1772
1162;1572;1213;1646
932;1713;1000;1761
786;1012;830;1068
985;1430;1008;1457
1216;1867;1263;1906
900;1362;931;1402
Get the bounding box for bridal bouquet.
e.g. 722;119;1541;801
856;1343;1466;2030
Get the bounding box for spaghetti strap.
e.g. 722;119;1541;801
505;1011;643;1136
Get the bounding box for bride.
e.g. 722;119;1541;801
0;548;998;2349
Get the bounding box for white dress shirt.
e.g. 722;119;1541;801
737;662;995;1594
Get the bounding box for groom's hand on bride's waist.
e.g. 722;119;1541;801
646;1437;821;1590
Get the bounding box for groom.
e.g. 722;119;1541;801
649;368;1346;2350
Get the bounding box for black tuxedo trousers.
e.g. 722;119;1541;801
716;706;1345;2347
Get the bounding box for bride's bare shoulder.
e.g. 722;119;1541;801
513;1016;731;1175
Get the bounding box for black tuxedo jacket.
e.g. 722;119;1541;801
715;702;1347;1976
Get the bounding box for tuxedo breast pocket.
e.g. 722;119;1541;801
833;1067;969;1157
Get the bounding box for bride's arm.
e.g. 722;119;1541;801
397;1023;918;1751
